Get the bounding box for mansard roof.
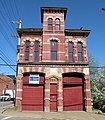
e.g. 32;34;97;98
41;7;68;23
17;28;90;37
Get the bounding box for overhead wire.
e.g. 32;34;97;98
0;10;14;33
0;56;16;72
0;0;23;74
0;0;22;74
0;0;18;52
0;48;15;65
0;25;17;52
13;0;21;18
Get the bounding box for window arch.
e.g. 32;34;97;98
25;40;30;61
34;41;40;62
48;18;53;30
55;18;60;31
77;42;83;62
68;42;73;62
51;40;58;60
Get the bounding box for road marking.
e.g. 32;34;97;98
1;116;12;120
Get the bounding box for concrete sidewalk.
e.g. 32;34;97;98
1;106;105;120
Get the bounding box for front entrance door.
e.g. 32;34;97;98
50;83;57;111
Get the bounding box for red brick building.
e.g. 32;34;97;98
16;7;92;112
0;74;15;95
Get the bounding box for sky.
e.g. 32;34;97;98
0;0;105;75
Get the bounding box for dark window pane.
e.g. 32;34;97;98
25;41;30;61
48;25;53;30
48;18;53;30
56;19;60;24
55;18;60;31
77;42;82;52
51;41;57;51
51;51;57;60
68;42;73;62
34;51;39;62
34;41;39;62
77;42;83;62
51;40;57;60
78;53;82;62
56;25;60;31
34;41;39;51
68;42;73;52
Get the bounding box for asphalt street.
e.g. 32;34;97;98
0;116;46;120
0;101;13;108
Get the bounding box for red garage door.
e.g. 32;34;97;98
63;85;83;111
22;85;44;111
63;73;84;111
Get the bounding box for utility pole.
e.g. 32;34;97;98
11;19;22;106
12;19;22;62
11;19;22;45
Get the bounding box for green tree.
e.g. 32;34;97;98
89;55;105;112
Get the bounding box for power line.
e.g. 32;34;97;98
8;0;17;20
0;25;17;52
0;48;15;64
0;64;16;66
1;0;16;20
13;0;21;18
0;56;16;72
0;10;15;34
0;0;19;32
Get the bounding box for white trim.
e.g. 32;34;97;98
57;89;63;92
44;98;50;100
16;97;22;100
85;89;90;92
19;54;24;55
45;89;50;92
17;89;22;92
85;98;91;100
58;52;65;54
57;97;63;100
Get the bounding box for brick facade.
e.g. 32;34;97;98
0;74;15;95
16;7;92;112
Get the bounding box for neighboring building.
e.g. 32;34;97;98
16;7;92;112
0;74;15;95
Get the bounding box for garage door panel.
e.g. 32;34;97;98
22;85;44;111
22;104;43;111
63;83;84;111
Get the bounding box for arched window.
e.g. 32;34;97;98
77;42;83;62
68;42;73;62
34;41;40;62
25;40;30;61
48;18;53;30
51;40;58;60
55;18;60;31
